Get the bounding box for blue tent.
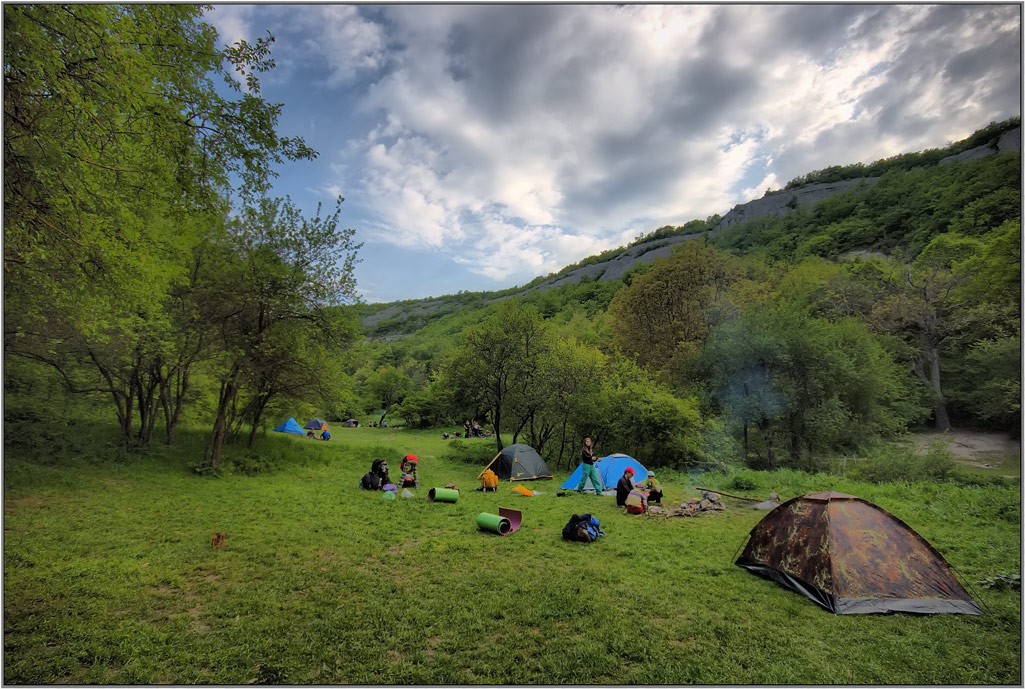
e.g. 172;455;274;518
273;417;305;435
560;453;649;492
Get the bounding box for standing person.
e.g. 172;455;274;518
464;419;471;438
575;437;603;496
616;467;636;506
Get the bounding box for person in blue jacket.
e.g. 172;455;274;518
321;429;331;441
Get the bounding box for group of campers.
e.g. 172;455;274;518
358;436;663;516
578;436;662;514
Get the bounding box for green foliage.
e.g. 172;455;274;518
847;439;956;484
706;305;928;468
783;117;1019;189
715;151;1020;262
978;573;1021;592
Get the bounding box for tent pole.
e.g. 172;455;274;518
477;452;502;479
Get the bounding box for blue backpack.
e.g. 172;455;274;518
562;513;604;543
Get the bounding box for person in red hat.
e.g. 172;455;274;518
615;466;636;507
400;454;419;488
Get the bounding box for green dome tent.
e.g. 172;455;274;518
478;443;553;481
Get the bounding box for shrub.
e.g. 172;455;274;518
848;439;955;483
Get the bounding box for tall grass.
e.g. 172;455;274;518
4;423;1020;684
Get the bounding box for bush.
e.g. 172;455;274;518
728;471;761;491
444;439;498;466
848;439;955;484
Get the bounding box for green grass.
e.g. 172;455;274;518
4;424;1020;684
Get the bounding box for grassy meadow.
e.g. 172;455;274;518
3;423;1021;684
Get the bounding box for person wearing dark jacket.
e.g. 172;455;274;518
615;467;636;506
575;437;603;496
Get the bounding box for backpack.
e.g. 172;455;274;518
360;471;382;491
480;469;499;492
562;513;604;543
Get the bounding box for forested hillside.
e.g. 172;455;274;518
354;120;1020;470
2;5;1018;477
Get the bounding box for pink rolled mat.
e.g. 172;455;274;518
498;507;522;533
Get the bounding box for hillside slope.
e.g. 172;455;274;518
361;123;1020;334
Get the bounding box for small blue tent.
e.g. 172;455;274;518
273;417;305;435
560;453;649;492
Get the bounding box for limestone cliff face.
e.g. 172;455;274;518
939;125;1021;164
363;126;1021;328
711;178;882;232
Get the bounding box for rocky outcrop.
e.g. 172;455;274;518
520;230;707;293
711;178;881;232
940;125;1020;164
362;126;1021;331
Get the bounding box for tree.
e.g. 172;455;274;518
446;301;551;450
203;196;360;467
864;235;984;431
607;242;747;386
3;5;317;449
706;306;925;468
364;365;414;426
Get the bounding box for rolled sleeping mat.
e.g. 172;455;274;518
498;507;522;533
477;512;512;535
428;487;459;502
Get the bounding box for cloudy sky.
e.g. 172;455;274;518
207;4;1021;303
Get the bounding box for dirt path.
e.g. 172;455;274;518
913;429;1021;474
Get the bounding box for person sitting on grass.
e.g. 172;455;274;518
399;454;419;488
642;471;662;504
321;429;331;441
624;484;649;514
616;467;636;507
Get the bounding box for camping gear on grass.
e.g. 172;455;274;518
562;513;604;543
359;459;390;490
736;491;983;615
479;443;554;481
303;419;329;431
400;488;414;498
560;453;648;492
480;468;499;491
428;487;459;503
512;484;534;497
272;417;305;436
477;508;521;535
381;490;396;501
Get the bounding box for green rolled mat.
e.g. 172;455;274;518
477;512;512;535
428;487;459;503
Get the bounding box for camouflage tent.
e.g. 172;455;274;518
736;491;982;615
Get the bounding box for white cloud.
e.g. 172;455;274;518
210;5;1019;295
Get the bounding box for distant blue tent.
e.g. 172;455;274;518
560;453;649;492
273;417;305;435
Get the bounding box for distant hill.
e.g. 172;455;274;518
361;121;1020;337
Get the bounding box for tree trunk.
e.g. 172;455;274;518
921;336;951;431
492;407;503;451
207;370;239;469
